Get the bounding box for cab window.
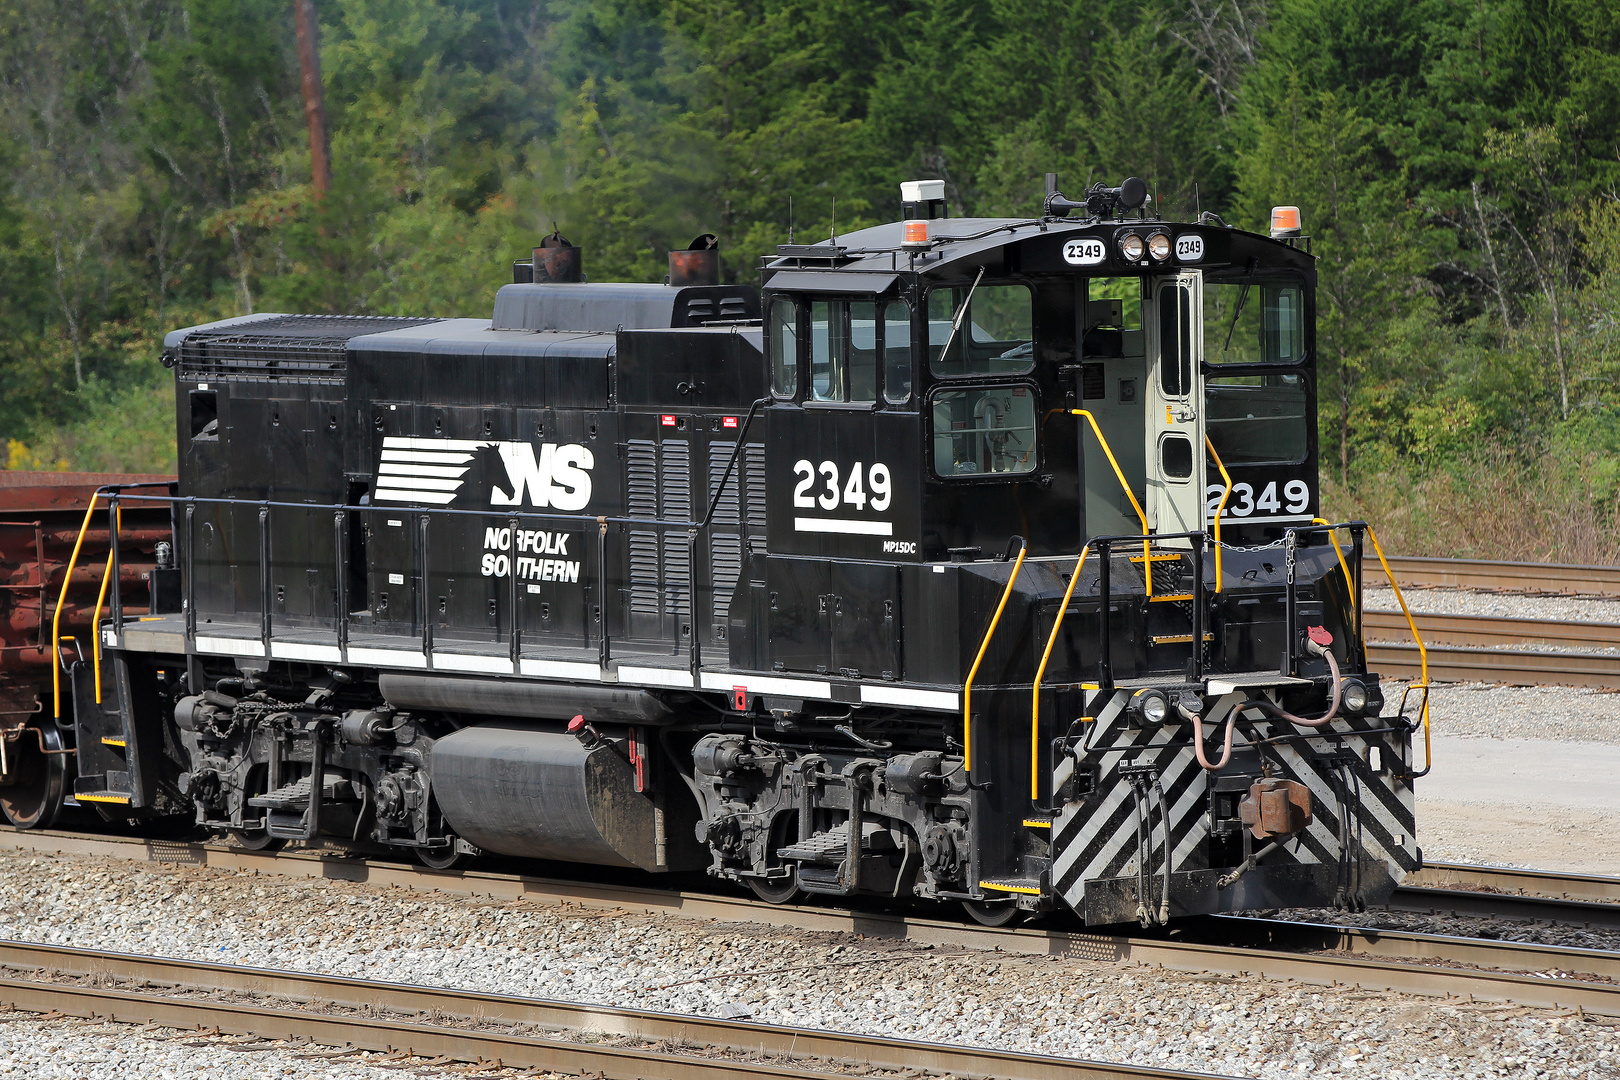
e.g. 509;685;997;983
930;385;1037;477
1206;373;1309;465
883;301;911;403
810;299;877;404
927;283;1034;377
770;297;798;397
1204;281;1305;364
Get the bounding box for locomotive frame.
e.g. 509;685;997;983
24;177;1430;927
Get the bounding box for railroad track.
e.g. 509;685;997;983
4;828;1620;1017
1366;555;1620;597
1355;588;1620;690
0;939;1223;1080
1366;641;1620;689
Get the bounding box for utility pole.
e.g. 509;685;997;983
293;0;331;195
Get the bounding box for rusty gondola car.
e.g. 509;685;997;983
19;179;1430;926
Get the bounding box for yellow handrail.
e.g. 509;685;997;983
1071;409;1152;596
90;504;122;704
1203;436;1232;593
1031;544;1090;799
1365;525;1432;777
963;541;1027;774
1312;517;1356;608
52;493;103;721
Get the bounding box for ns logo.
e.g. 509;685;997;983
374;436;594;510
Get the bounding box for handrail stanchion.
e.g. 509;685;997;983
1072;410;1152;596
184;501;197;643
1282;528;1298;676
108;494;123;635
963;538;1026;778
91;549;114;705
1204;437;1233;592
258;504;272;657
1192;531;1205;679
688;527;701;684
52;493;102;721
509;513;523;673
418;513;433;667
333;510;349;662
1351;525;1365;666
1097;538;1113;691
1031;545;1090;802
92;495;123;704
596;518;610;670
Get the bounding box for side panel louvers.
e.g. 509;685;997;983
660;440;691;618
744;444;767;548
709;442;742;625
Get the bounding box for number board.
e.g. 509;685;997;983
1204;468;1317;526
764;406;923;559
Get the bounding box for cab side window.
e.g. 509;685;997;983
931;385;1037;476
883;301;912;403
770;297;798;398
809;299;877;405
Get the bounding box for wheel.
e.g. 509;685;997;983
0;725;69;830
747;866;802;904
226;829;285;851
416;839;472;871
745;812;802;904
962;899;1024;927
225;765;284;850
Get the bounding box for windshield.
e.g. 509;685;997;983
927;283;1034;377
1204;280;1305;365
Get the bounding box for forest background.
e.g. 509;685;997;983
1;0;1617;561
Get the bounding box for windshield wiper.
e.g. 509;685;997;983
936;266;986;364
1221;280;1252;355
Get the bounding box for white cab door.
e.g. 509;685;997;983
1145;272;1206;540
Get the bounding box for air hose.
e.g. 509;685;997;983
1183;628;1345;771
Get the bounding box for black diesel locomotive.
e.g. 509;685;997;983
53;177;1424;926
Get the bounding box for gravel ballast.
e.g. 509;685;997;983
0;850;1616;1080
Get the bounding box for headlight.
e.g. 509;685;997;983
1341;679;1368;713
1130;688;1169;726
1118;232;1145;261
1146;232;1171;261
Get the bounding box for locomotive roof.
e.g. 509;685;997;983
348;317;616;359
762;215;1314;286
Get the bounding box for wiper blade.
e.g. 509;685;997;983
1221;280;1252;355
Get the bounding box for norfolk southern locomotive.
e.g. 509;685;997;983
16;177;1426;926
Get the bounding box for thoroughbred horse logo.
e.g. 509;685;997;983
373;436;594;509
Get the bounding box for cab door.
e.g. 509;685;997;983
1145;272;1206;538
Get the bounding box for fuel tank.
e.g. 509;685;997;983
429;721;702;872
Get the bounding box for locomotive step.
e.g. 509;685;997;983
776;820;896;864
247;772;355;811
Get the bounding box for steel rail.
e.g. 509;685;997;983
1409;861;1620;905
1365;556;1620;597
1364;609;1620;652
1201;916;1620;982
0;939;1231;1080
1387;885;1620;932
1366;641;1620;689
4;829;1620;1017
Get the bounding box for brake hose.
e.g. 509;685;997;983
1183;629;1345;770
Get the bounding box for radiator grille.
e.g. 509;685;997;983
177;314;441;382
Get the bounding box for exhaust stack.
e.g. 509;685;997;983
533;230;583;283
668;233;720;287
